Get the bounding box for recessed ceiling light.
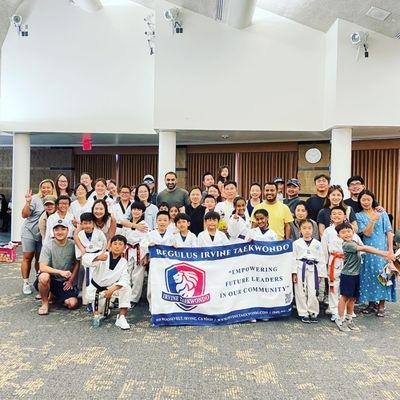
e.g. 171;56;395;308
366;6;391;21
221;134;230;139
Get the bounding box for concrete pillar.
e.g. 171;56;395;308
12;133;31;242
330;127;352;198
158;131;176;193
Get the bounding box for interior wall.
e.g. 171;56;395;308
0;0;154;134
154;1;326;132
0;147;73;200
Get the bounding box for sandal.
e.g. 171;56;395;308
38;305;49;315
376;310;385;318
362;306;375;314
35;294;42;300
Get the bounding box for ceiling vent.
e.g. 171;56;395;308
365;6;391;21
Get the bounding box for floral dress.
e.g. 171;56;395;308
356;210;396;302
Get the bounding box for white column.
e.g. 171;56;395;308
330;127;352;198
157;131;176;193
11;133;31;242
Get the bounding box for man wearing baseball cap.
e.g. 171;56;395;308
284;178;301;214
143;174;157;205
34;219;79;315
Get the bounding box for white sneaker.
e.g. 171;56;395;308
249;319;257;323
351;312;357;318
22;282;32;295
115;315;130;330
335;319;350;332
330;314;338;322
346;320;360;331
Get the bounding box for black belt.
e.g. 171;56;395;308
91;278;107;292
117;223;123;228
238;234;246;240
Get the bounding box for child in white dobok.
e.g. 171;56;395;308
74;212;107;305
245;209;278;242
143;210;173;312
123;201;149;305
321;206;363;321
293;219;326;323
82;235;131;330
197;211;230;246
228;197;251;243
168;213;198;247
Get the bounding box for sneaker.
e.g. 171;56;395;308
261;318;270;322
330;314;338;322
325;308;333;315
351;312;357;318
86;304;93;313
92;315;102;328
335;319;350;332
346;320;360;331
22;282;32;295
301;316;311;323
309;317;319;323
249;319;257;323
115;315;130;330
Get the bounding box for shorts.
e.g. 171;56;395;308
340;274;360;298
34;274;78;303
21;237;42;253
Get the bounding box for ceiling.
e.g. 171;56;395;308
257;0;400;38
0;127;399;147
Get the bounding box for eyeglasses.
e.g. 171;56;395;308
349;182;362;187
120;191;130;195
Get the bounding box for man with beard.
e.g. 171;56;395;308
156;171;189;210
251;182;293;240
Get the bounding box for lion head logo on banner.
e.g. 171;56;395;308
163;263;210;311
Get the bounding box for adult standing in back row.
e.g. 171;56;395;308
306;174;330;221
156;172;189;210
251;182;293;240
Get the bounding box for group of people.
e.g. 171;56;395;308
19;167;399;331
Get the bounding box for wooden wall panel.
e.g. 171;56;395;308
238;151;298;198
118;154;158;188
352;149;400;229
186;153;236;189
73;154;117;184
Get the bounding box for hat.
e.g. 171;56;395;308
394;230;400;244
43;195;56;205
286;178;301;188
53;219;69;229
143;174;155;183
273;177;285;184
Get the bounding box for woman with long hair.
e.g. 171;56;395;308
91;199;116;242
356;190;396;317
20;179;56;295
317;185;357;237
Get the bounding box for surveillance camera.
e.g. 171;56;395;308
11;15;22;27
350;31;368;46
165;8;179;21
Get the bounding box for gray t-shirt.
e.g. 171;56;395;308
39;239;76;281
156;187;189;208
342;241;362;276
21;195;44;241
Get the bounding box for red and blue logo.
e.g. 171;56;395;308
162;263;210;311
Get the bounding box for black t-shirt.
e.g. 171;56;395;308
344;198;362;213
317;207;356;228
306;195;326;221
186;204;206;236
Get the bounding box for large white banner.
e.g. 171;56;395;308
149;240;293;326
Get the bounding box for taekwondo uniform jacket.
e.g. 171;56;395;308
197;230;230;247
111;200;132;235
75;228;107;259
245;227;278;242
167;231;198;248
228;214;251;243
292;238;327;277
